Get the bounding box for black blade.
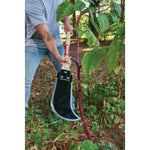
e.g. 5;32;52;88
51;70;80;121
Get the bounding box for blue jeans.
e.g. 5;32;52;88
25;45;75;114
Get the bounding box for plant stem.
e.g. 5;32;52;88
73;11;92;140
93;6;111;14
116;74;121;103
76;11;83;62
78;66;92;140
71;53;92;141
77;35;80;63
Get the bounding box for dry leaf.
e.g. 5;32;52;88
30;145;38;150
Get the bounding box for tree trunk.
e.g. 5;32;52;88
89;0;100;38
121;0;125;22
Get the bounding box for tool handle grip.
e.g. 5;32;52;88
65;32;70;57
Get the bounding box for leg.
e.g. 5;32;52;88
25;46;46;111
47;45;75;109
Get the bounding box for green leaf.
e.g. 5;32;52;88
89;105;97;113
75;26;83;38
103;146;111;150
114;115;119;123
97;14;109;32
82;47;106;76
81;83;88;89
56;2;74;22
85;29;99;48
114;2;122;17
33;133;43;148
114;23;125;42
89;8;94;21
70;144;81;150
89;8;101;35
81;140;99;150
87;0;95;6
109;114;115;120
105;23;125;73
114;64;122;74
105;40;123;71
110;10;119;23
74;0;85;11
103;23;120;33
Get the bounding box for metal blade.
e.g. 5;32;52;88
51;78;80;121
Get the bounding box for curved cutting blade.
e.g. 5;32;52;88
51;77;80;121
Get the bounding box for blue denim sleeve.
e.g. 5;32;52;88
25;0;47;28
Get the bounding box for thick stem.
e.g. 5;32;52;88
93;6;111;14
77;35;80;63
64;143;66;150
120;0;125;22
77;67;92;140
75;11;92;140
76;11;83;63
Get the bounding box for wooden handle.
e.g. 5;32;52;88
66;32;70;45
61;32;71;71
64;32;70;57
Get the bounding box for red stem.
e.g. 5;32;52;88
77;35;80;63
76;134;101;138
64;143;66;150
77;68;92;140
93;6;111;14
76;11;83;62
89;3;125;14
75;11;92;140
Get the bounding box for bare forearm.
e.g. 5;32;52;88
36;24;60;60
42;33;60;60
35;23;71;66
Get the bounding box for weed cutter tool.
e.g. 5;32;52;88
51;32;80;121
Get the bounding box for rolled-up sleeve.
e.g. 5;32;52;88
25;0;47;28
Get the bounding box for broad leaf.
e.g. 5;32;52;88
75;26;83;38
81;83;88;89
114;2;122;17
87;0;95;6
86;29;99;48
114;64;122;74
56;2;74;22
70;144;80;150
110;10;119;23
97;13;109;32
74;0;85;11
89;8;101;35
81;140;99;150
114;23;125;42
33;132;43;148
85;6;96;13
105;39;123;72
82;47;106;76
103;23;120;33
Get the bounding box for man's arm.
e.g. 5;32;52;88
35;23;70;66
61;16;73;34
